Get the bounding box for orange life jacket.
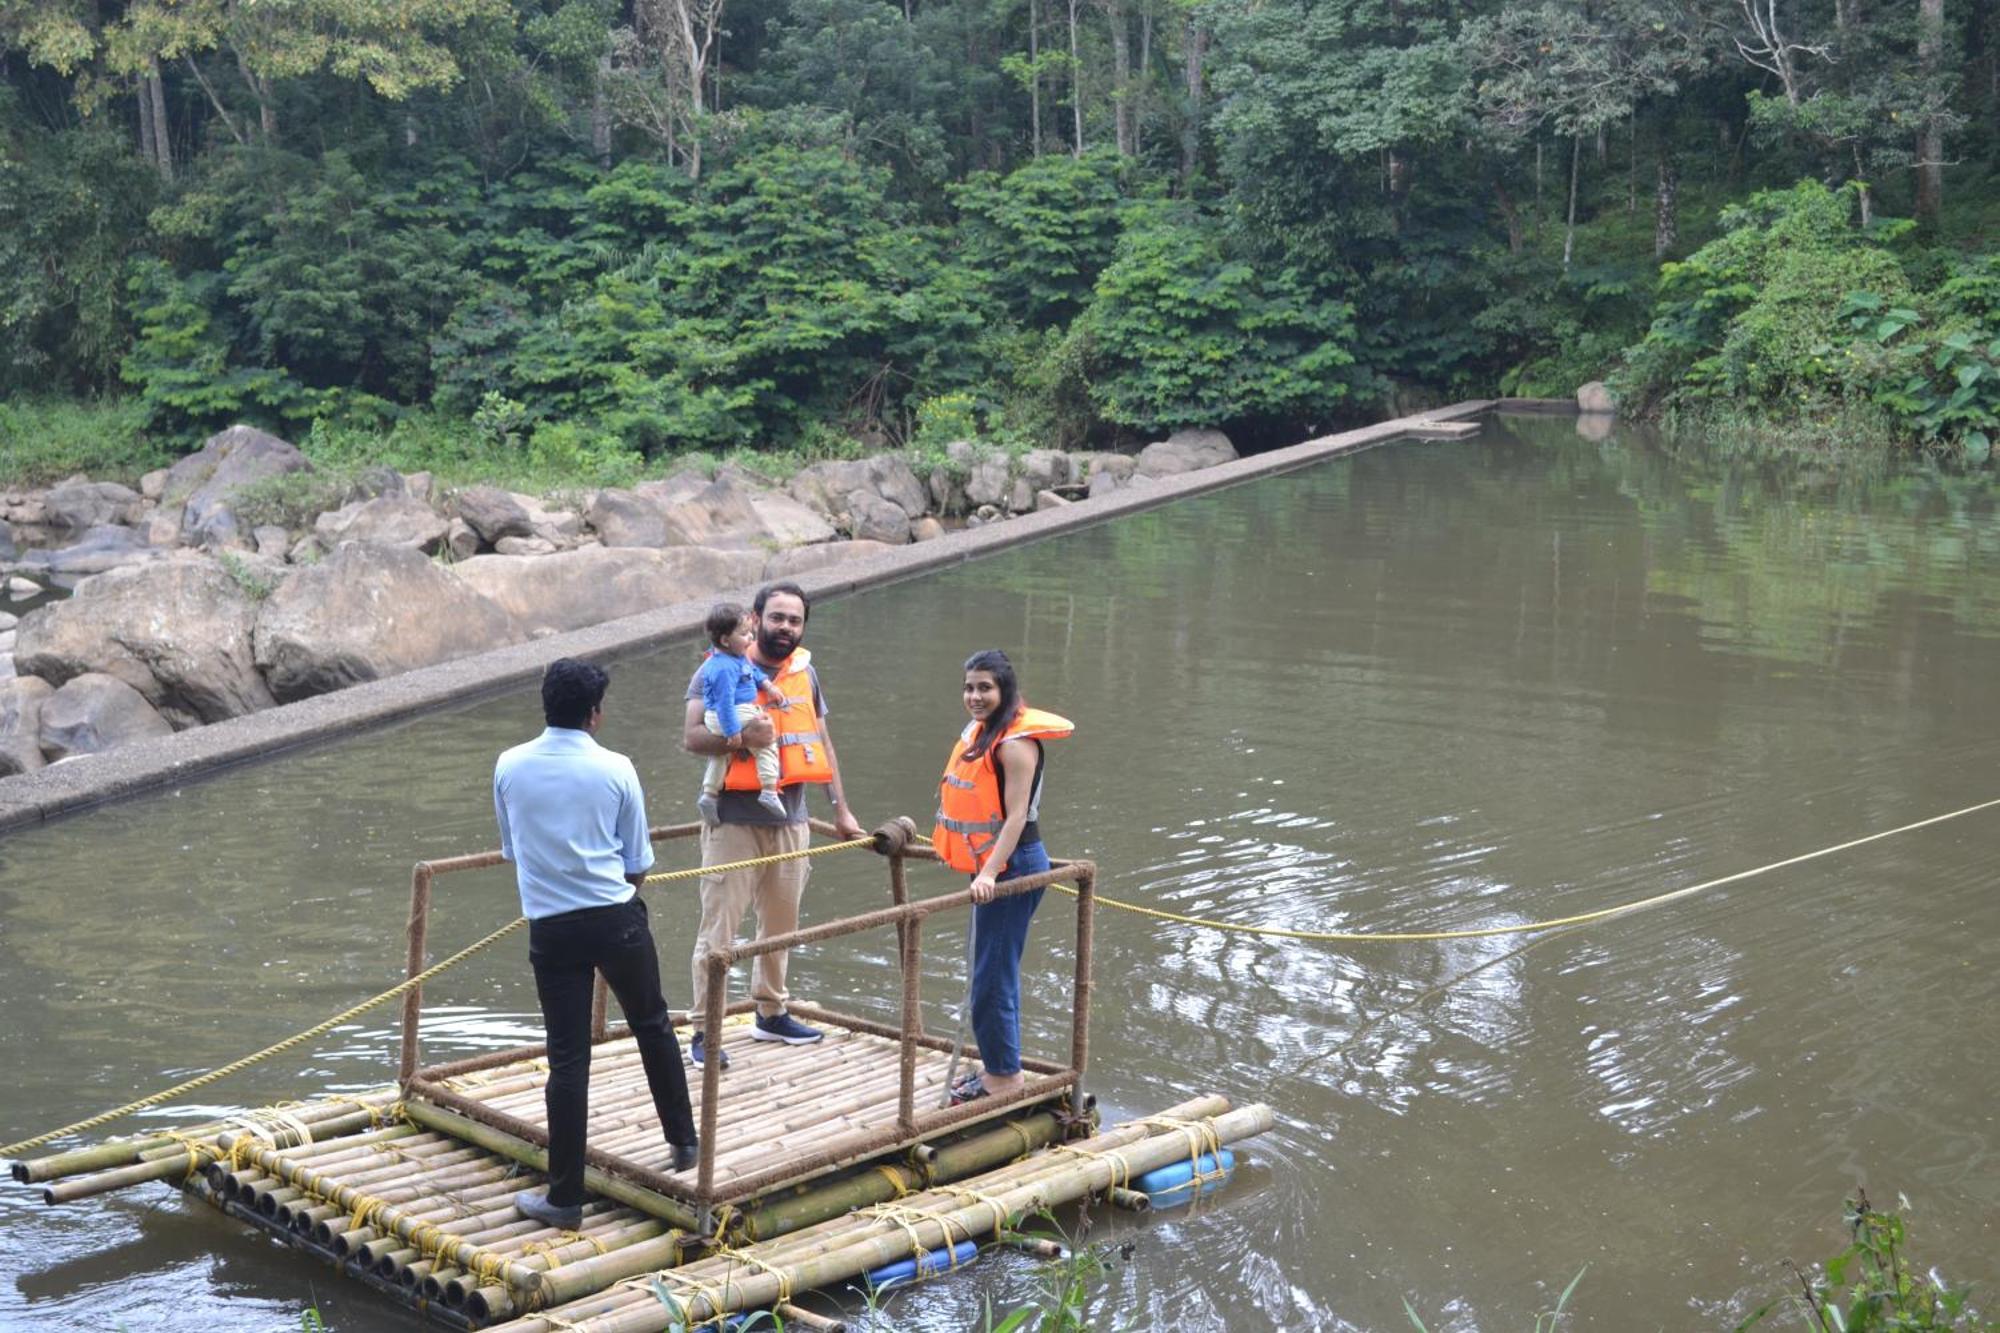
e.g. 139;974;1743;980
722;648;834;791
932;707;1073;873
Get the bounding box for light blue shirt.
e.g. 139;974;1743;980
494;727;656;919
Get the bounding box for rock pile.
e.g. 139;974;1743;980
0;424;1240;772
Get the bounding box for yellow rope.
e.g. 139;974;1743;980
709;1243;796;1307
1050;1143;1133;1189
872;1165;910;1199
623;1268;735;1328
1042;795;2000;944
159;1130;221;1181
643;836;873;886
936;1184;1017;1230
3;838;877;1160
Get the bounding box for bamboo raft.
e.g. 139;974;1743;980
9;821;1274;1329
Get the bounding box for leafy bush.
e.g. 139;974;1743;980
1082;205;1362;434
1737;1191;1994;1331
1617;179;2000;455
1616;181;1911;413
953;150;1128;324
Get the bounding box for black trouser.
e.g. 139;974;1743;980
528;895;697;1207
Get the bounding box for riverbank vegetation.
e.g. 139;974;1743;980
5;0;2000;484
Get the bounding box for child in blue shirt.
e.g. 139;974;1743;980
696;603;788;822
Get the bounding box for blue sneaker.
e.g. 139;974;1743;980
689;1032;730;1069
752;1011;822;1045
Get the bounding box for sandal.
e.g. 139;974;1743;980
948;1077;990;1106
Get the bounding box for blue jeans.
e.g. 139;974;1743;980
969;840;1049;1078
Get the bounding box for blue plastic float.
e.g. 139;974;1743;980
862;1238;981;1293
1130;1148;1235;1208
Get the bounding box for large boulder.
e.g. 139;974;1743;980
451;486;536;546
1577;381;1616;414
965;456;1011;508
746;491;837;547
0;518;16;562
633;469;712;509
1134;427;1237;478
314;495;449;554
345;465;406;502
788;456;929;520
44;480;144;531
587;488;672;548
254;542;521;702
14;557;277;727
165;425;313;547
0;676;52;775
761;540;899;580
843;491;912;544
454;545;765;636
39;672;172;760
1017;449;1072;491
589;478;832;550
514;494;583;545
654;475;769;548
17;524;164;577
1084;453;1137;498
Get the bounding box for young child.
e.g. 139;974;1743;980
695;603;789;822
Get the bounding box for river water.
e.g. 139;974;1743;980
3;416;1997;1331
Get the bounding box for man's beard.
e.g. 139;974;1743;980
758;627;799;661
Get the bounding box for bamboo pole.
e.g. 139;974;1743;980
11;1089;401;1185
524;1097;1220;1312
401;1099;699;1230
498;1103;1271;1333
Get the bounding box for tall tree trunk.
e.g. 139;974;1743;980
1108;0;1131;155
1072;0;1088;154
234;45;277;141
592;55;614;167
147;62;174;181
1494;176;1524;254
1916;0;1945;222
1533;138;1544;243
1852;143;1874;225
1179;14;1206;188
1030;0;1042;156
1627;116;1637;213
137;77;158;171
1563;133;1580;269
1136;9;1151;157
1654;150;1679;257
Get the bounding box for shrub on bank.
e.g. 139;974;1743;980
1615;180;2000;459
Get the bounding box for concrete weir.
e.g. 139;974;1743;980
0;401;1497;832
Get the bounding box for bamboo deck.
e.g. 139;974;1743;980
411;1012;1070;1207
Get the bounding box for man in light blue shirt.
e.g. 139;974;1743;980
495;658;697;1231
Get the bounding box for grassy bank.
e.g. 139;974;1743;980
0;397;971;499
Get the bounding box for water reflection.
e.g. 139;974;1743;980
4;420;1999;1330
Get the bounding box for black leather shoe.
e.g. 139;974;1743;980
671;1140;699;1172
514;1189;583;1230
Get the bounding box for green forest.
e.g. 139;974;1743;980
5;0;2000;482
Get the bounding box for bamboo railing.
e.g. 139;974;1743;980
395;816;1097;1223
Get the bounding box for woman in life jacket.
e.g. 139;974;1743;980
932;649;1072;1103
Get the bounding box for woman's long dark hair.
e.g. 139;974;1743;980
960;649;1021;763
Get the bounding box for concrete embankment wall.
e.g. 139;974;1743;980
0;401;1503;831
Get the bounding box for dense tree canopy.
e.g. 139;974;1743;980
4;0;1998;460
